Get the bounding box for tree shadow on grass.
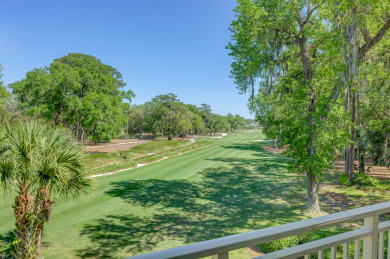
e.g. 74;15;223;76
0;231;14;259
222;142;267;153
77;142;304;257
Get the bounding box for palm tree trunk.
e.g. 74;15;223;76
33;186;54;258
13;186;35;259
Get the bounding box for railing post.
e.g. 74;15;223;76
211;252;229;259
363;214;379;259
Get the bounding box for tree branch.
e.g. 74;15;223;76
358;16;390;60
304;4;319;27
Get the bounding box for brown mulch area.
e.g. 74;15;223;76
83;139;150;153
264;145;287;154
322;157;390;213
333;157;390;180
245;245;264;257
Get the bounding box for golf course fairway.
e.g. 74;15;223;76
0;131;306;258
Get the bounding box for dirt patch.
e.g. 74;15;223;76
84;139;150;153
333;157;390;180
264;145;287;154
318;157;390;214
245;245;264;257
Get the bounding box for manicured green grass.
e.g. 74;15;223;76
1;132;387;258
85;139;211;175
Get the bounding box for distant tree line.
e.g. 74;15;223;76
128;95;247;140
0;53;248;143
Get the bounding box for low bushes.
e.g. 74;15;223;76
340;173;390;191
259;228;359;258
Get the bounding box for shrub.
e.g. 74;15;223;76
340;173;390;191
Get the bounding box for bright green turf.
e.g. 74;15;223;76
0;131;307;258
84;139;211;175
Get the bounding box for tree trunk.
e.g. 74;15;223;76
81;127;85;143
359;152;365;174
384;133;389;164
305;172;320;211
358;92;361;126
297;32;320;211
349;92;357;182
13;186;35;259
33;186;54;258
126;117;129;139
76;120;80;141
344;13;358;183
345;89;351;176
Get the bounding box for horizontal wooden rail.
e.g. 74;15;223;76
256;228;371;259
127;201;390;259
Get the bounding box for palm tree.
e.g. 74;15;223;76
0;120;95;258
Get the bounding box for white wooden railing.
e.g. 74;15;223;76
127;201;390;259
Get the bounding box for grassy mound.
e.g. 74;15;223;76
85;139;211;175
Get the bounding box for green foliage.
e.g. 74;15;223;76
227;0;390;210
10;53;128;143
127;94;220;139
0;64;12;122
0;120;95;257
340;173;390;190
366;129;388;166
0;65;10;108
259;228;357;258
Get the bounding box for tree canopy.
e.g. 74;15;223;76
228;0;390;211
10;53;130;143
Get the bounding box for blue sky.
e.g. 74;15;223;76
0;0;253;118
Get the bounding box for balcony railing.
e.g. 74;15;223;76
127;201;390;259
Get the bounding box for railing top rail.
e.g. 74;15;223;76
127;201;390;259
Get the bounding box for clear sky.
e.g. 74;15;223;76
0;0;253;118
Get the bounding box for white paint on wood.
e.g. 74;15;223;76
388;231;390;259
331;246;336;259
363;215;379;259
354;239;361;259
128;202;390;259
343;242;348;259
379;232;385;259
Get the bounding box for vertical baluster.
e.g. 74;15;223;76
304;254;309;259
318;250;324;259
355;239;361;259
343;242;349;259
379;232;385;259
388;231;390;259
363;215;379;259
331;246;337;259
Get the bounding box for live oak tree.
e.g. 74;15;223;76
228;0;390;211
130;104;147;139
227;113;246;132
10;53;127;143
